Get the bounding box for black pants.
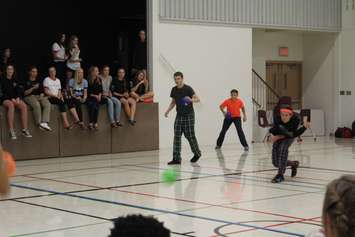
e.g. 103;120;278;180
173;113;201;161
71;98;83;122
87;97;100;124
216;117;248;148
272;138;294;175
49;97;67;113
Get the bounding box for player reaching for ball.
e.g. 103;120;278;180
215;89;249;151
0;145;10;195
165;71;202;165
269;107;310;183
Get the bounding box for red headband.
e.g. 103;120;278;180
280;108;293;115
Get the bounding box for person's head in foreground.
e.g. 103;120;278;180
109;214;170;237
323;175;355;237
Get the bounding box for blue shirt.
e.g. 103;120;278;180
68;79;88;97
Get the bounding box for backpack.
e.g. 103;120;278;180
335;127;352;138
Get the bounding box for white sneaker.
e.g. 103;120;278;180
22;129;32;138
9;130;17;140
40;123;52;131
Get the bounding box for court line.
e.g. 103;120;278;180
129;164;324;191
212;219;322;237
211;216;321;237
11;183;305;237
16;174;322;224
9;222;109;237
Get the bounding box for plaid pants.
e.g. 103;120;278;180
173;113;201;161
272;138;294;175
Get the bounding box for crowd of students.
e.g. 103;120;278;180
0;31;153;140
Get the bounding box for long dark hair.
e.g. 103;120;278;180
4;64;17;80
54;33;65;47
88;66;101;85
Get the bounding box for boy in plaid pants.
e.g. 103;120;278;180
165;72;201;165
269;107;310;183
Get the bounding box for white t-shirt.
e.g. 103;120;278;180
52;43;66;62
43;77;62;97
66;46;81;70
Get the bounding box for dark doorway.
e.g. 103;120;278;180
0;0;146;79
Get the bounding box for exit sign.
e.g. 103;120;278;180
279;47;289;57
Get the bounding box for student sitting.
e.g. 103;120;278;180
100;65;122;128
1;65;32;139
130;70;154;103
24;66;52;131
43;66;81;130
68;68;87;129
111;68;137;125
87;66;103;130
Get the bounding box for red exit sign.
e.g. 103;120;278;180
279;47;289;57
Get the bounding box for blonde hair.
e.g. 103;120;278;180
74;68;84;86
323;175;355;237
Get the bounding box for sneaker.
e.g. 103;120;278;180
168;160;181;165
190;154;201;163
40;123;52;131
9;130;17;140
116;121;123;127
128;120;135;126
215;146;221;150
244;146;249;152
291;161;300;178
271;174;285;183
22;129;32;138
111;123;118;128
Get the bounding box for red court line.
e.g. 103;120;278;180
210;216;321;237
23;175;321;224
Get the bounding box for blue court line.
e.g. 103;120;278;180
11;183;304;237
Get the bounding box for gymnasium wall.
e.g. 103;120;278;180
150;1;253;148
336;1;355;128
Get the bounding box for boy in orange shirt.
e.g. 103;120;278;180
216;89;249;151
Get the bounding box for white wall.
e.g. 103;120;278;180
303;33;337;136
252;29;304;77
336;1;355;127
151;1;253;148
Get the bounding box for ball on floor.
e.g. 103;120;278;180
161;168;178;184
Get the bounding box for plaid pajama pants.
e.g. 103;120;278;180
173;113;201;161
272;138;294;175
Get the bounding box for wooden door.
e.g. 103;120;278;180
266;62;302;109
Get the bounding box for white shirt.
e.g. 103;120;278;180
66;46;81;70
43;77;61;97
52;43;66;62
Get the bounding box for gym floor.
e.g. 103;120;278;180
1;137;353;237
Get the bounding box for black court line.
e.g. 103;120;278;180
10;184;305;236
301;166;355;174
12;199;112;221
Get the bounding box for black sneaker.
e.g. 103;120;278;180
244;146;249;152
215;146;221;150
167;160;181;165
190;154;201;163
291;161;300;178
128;120;135;126
271;174;285;183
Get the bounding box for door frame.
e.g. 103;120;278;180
266;60;303;108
